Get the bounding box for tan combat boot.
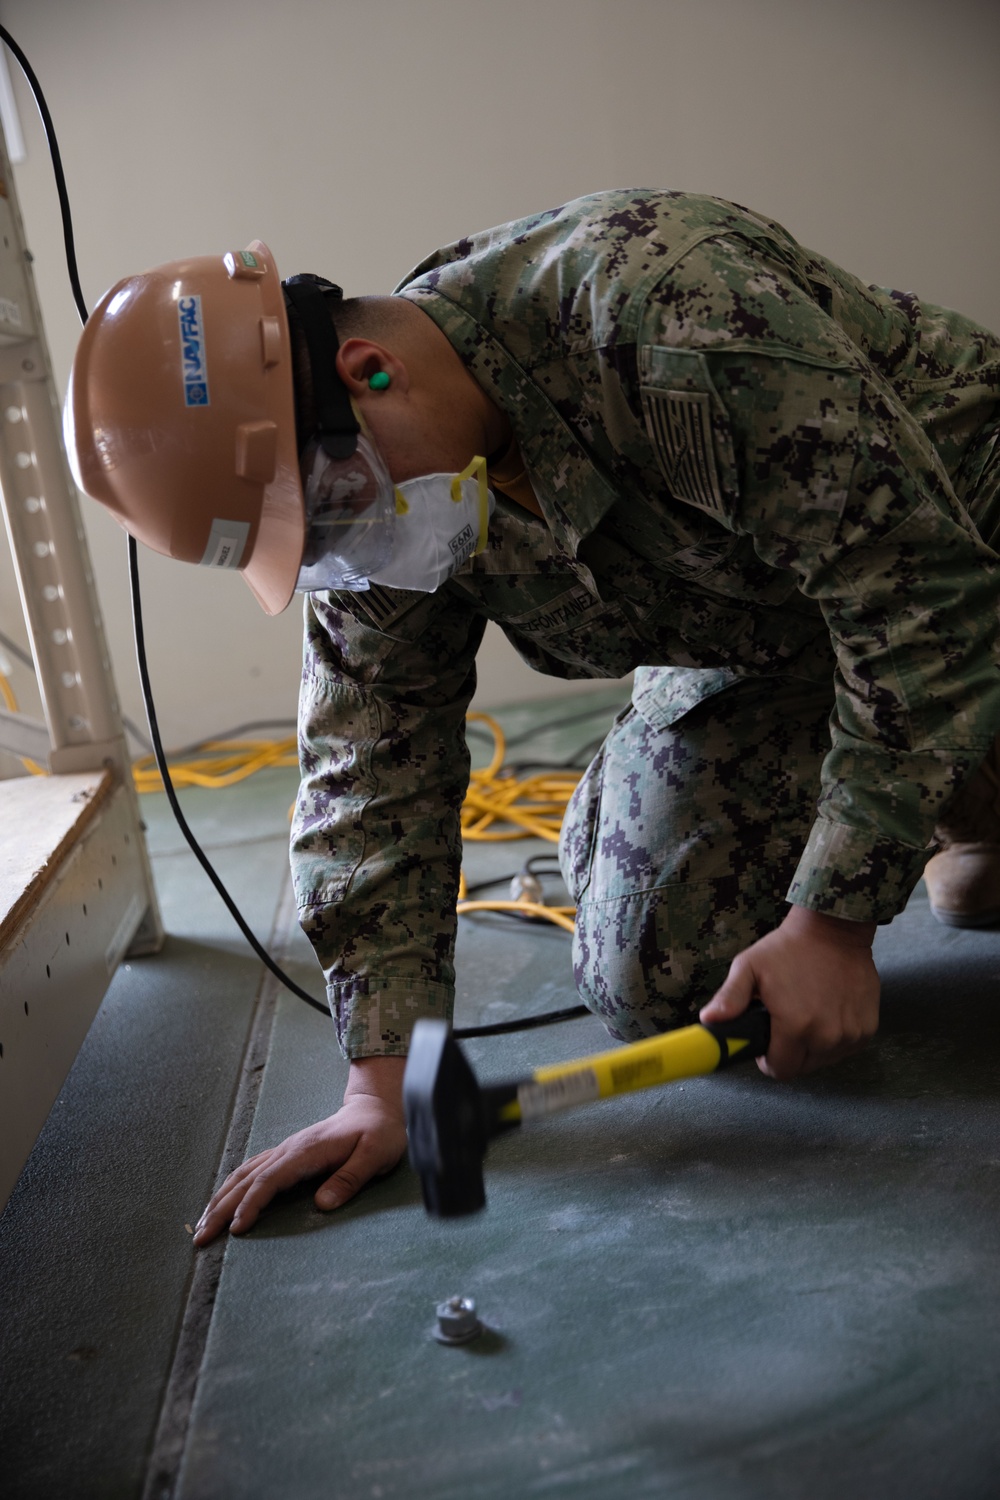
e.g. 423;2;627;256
924;734;1000;927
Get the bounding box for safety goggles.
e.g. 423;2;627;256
294;429;398;593
294;444;493;595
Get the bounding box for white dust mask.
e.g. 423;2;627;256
366;455;494;593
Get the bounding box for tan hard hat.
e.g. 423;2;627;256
65;240;304;615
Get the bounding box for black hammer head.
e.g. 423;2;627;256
404;1021;489;1217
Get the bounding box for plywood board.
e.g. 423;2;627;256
0;769;113;947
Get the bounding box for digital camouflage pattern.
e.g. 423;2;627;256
559;674;834;1040
292;190;1000;1058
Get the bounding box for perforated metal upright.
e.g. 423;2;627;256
0;115;163;1209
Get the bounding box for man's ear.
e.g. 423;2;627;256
335;339;410;397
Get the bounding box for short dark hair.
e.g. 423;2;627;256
288;295;404;448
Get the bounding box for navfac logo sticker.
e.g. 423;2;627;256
178;295;209;406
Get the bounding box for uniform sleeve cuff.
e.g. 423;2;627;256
327;976;454;1060
787;818;933;924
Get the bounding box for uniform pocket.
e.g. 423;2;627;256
631;663;743;731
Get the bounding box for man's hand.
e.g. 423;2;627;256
699;905;879;1080
193;1056;407;1246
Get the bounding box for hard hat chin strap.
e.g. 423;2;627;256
282;273;360;461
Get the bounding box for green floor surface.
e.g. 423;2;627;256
3;689;1000;1499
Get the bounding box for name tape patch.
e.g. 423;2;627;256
178;294;210;406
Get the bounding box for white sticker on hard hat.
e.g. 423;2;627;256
178;294;210;406
200;518;249;570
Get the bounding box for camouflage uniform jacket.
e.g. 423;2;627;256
293;190;1000;1059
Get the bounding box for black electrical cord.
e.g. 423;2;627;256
464;698;619;752
0;623;153;751
3;22;596;1040
502;737;607;774
0;27;87;326
457;1004;589;1038
5;615;294;755
526;852;562;873
130;537;587;1038
501;700;621;749
1;19;327;1020
456;860;589;1033
146;717;297;761
127;537;329;1017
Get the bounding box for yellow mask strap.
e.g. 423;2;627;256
451;455;490;555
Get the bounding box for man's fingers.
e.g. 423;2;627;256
227;1172;287;1235
194;1139;346;1244
760;1024;870;1081
758;1041;807;1081
229;1135;364;1230
794;1033;870;1077
197;1149;276;1225
193;1204;239;1246
193;1162;280;1245
699;956;754;1023
193;1170;263;1245
192;1101;408;1245
315;1140;403;1211
193;1183;252;1245
315;1167;358;1211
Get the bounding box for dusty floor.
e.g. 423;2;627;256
2;687;999;1500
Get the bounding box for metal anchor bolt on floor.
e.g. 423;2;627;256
433;1296;483;1346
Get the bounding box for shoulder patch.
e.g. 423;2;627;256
639;346;740;523
641;389;724;515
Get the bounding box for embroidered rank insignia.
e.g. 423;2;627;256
642;389;725;515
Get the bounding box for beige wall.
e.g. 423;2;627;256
0;0;997;745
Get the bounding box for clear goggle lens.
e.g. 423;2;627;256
294;431;397;593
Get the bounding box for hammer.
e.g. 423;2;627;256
403;1003;771;1216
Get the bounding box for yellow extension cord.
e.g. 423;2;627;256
131;737;299;791
0;670;45;777
0;687;579;934
457;712;578;933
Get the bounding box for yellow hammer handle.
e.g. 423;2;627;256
501;1012;767;1124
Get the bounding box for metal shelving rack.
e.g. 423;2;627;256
0;113;163;1209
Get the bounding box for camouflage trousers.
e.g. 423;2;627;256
558;669;833;1042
